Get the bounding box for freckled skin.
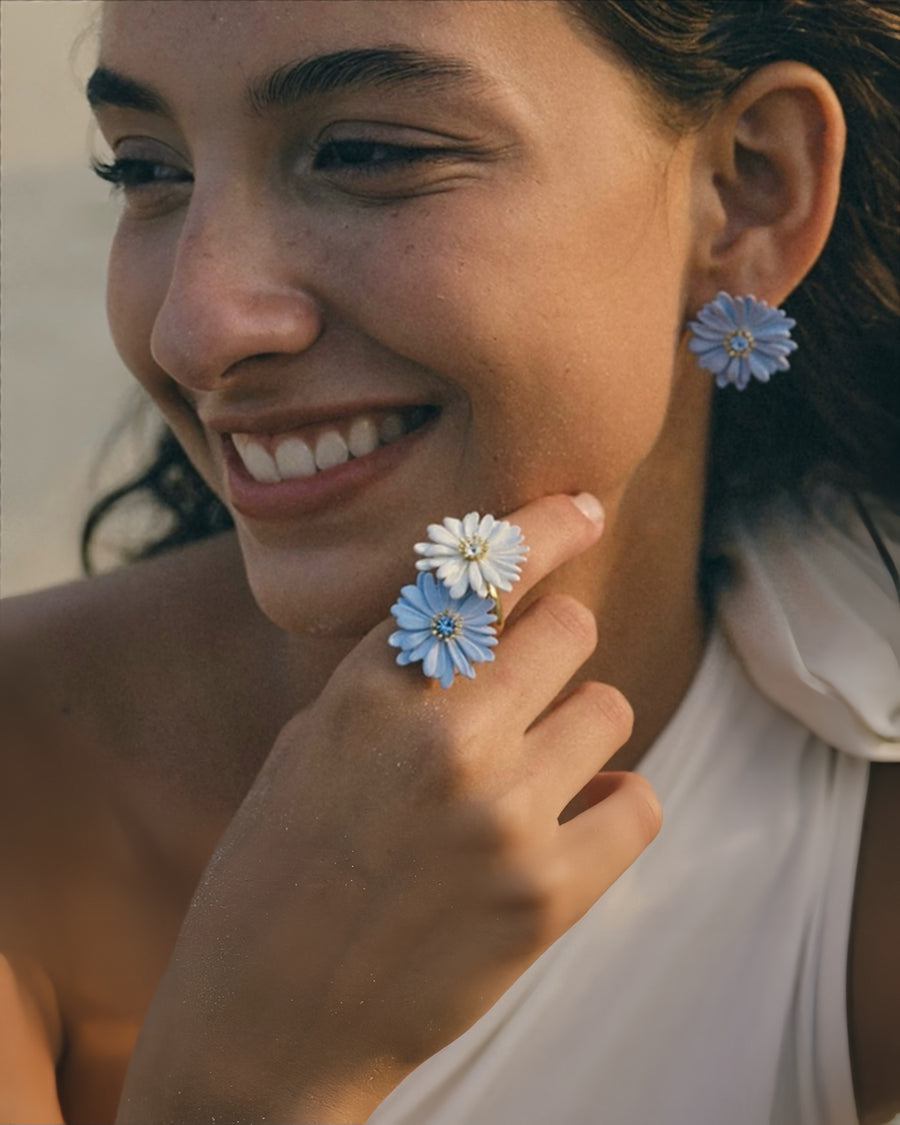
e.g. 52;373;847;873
3;3;729;1121
6;4;897;1124
99;0;710;670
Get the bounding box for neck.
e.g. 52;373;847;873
266;363;712;776
550;364;712;772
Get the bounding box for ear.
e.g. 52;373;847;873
686;61;845;310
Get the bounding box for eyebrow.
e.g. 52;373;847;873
249;47;489;112
86;68;171;115
86;47;490;118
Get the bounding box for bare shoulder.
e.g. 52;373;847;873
0;531;286;770
0;951;64;1124
849;762;900;1125
0;533;314;1119
2;532;261;720
0;529;302;934
0;531;270;891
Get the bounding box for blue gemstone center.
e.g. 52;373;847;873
727;332;750;352
431;612;459;640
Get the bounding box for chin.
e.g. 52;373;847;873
241;549;405;639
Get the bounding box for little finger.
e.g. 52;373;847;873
514;680;634;819
554;771;662;926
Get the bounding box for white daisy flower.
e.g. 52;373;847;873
414;511;528;599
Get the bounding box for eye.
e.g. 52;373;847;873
312;139;446;175
91;157;193;191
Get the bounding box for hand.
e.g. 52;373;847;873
117;494;661;1124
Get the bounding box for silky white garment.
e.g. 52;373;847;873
369;496;900;1125
719;492;900;761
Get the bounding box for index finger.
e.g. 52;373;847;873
483;492;606;619
394;492;604;681
363;492;605;697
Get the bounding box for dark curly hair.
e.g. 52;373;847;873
82;0;900;585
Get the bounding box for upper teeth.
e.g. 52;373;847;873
232;410;413;484
275;437;316;479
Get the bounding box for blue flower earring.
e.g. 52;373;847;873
687;291;797;390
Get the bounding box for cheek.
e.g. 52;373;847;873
106;221;210;454
106;221;176;403
331;172;686;501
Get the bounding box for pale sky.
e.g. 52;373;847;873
1;0;141;596
1;0;100;172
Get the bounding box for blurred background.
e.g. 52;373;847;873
1;0;152;596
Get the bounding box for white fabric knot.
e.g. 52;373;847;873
717;491;900;762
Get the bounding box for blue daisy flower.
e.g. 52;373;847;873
388;572;498;689
688;291;797;390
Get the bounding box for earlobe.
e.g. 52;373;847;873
690;61;846;308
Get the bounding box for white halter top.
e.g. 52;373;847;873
369;494;900;1125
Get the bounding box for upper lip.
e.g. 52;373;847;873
201;399;436;436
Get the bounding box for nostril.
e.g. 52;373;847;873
150;280;326;390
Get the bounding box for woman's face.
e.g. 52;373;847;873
95;0;703;634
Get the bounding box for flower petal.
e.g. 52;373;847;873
446;638;475;678
427;522;462;547
416;543;456;558
466;561;487;597
478;559;503;587
440;517;463;540
724;355;743;385
478;513;497;539
455;632;492;662
448;574;470;600
435;645;455;688
690;317;728;339
407;636;439;662
391;606;432;631
753;320;794;340
460;615;498;631
422;642;442;678
747;351;772;381
436;559;467;588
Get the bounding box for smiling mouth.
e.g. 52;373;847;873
230;404;437;484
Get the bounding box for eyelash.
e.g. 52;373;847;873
91;157;192;189
91;140;445;192
311;139;447;175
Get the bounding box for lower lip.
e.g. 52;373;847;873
223;417;437;521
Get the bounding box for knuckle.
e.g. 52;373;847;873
430;705;479;753
326;651;394;717
496;867;563;954
503;860;561;913
465;797;532;856
421;711;482;782
539;594;597;651
465;806;566;954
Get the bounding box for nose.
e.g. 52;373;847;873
149;191;324;390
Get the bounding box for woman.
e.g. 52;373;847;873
1;1;897;1122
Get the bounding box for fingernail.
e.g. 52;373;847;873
571;492;605;528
